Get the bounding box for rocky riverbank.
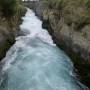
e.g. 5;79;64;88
0;6;26;60
26;0;90;88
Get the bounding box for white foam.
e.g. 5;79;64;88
20;8;55;46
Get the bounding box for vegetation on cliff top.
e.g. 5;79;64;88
0;0;17;18
0;0;26;28
43;0;90;30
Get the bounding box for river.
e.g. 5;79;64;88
0;8;89;90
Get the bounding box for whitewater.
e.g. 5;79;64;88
0;8;89;90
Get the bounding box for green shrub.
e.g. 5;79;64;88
43;0;90;30
0;0;17;18
43;0;65;10
85;0;90;8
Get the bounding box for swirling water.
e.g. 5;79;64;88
0;9;89;90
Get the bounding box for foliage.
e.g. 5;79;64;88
0;0;17;18
0;0;26;28
43;0;90;30
43;0;65;10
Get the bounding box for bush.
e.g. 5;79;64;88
43;0;90;30
43;0;65;10
0;0;17;18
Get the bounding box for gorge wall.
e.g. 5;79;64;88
0;5;26;60
26;0;90;88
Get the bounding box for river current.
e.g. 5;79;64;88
0;9;89;90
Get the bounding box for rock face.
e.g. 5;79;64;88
35;1;90;60
0;6;26;60
0;26;15;60
26;0;90;88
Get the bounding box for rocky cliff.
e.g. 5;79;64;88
0;6;26;60
27;0;90;88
